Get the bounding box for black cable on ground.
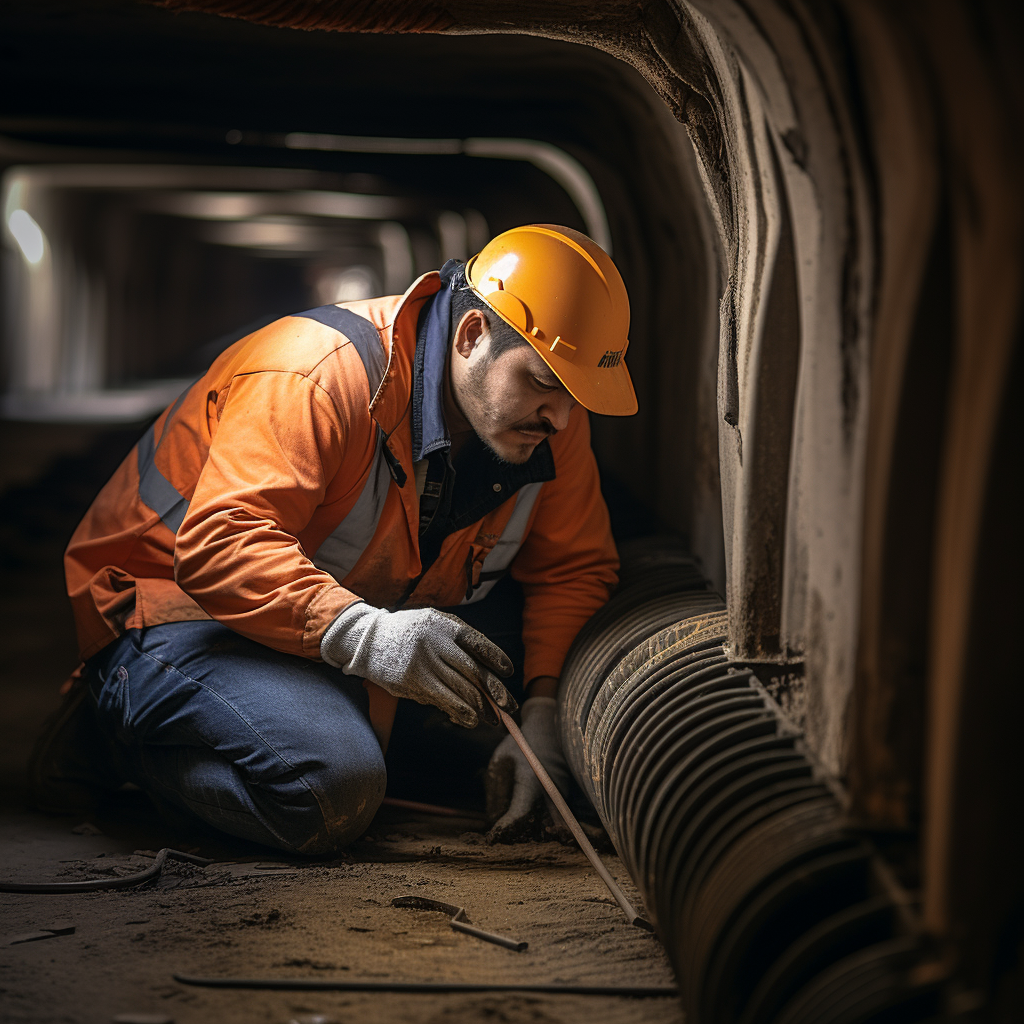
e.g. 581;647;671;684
0;848;213;893
174;975;679;997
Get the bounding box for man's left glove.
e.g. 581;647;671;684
485;696;573;841
321;602;517;728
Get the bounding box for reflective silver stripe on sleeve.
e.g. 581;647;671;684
313;426;393;583
137;385;193;532
302;307;393;582
461;481;544;605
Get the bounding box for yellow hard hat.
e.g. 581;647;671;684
465;224;637;416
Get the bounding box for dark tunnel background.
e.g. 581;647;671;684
0;0;720;790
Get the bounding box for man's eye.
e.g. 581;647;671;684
533;377;558;391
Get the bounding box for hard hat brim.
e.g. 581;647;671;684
525;336;638;417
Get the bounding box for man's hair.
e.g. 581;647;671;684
449;264;529;360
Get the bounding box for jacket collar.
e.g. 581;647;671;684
368;271;442;436
411;259;461;462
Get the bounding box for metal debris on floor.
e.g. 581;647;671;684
392;894;528;951
0;847;213;893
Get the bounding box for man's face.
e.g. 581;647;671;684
449;313;577;465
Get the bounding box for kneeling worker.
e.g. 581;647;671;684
40;224;637;854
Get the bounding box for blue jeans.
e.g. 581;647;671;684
87;620;385;855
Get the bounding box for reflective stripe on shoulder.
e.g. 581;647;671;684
461;481;544;605
293;306;387;397
296;308;394;581
136;308;390;546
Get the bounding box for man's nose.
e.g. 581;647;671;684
540;391;577;432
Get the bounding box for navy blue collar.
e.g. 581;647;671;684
411;259;462;462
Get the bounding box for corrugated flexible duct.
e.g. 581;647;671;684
558;539;940;1023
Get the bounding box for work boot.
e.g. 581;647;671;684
27;665;125;814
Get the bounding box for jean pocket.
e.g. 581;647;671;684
94;663;134;744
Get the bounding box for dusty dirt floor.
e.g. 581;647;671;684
0;423;681;1024
0;802;680;1024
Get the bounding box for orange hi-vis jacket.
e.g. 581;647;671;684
65;271;619;730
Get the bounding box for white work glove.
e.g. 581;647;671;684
485;697;572;841
321;602;517;728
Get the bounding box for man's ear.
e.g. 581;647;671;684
452;309;488;360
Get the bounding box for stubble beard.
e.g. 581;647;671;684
457;359;537;466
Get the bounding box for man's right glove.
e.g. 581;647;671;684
321;602;517;728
